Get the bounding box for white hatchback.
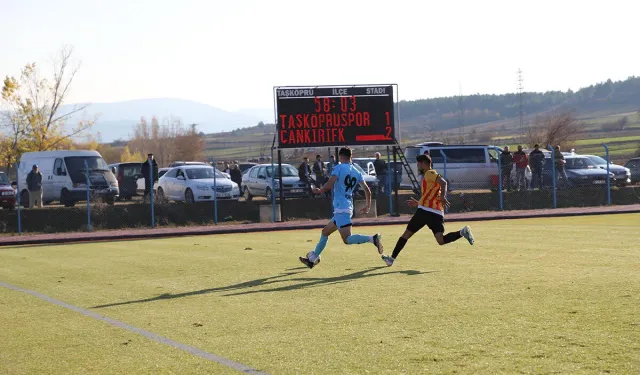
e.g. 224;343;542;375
156;165;240;203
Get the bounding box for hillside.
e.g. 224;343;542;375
200;77;640;164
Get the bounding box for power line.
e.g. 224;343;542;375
517;69;524;143
458;82;464;144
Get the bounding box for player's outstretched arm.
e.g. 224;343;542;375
313;175;337;195
359;181;371;214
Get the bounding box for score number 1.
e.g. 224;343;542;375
385;111;392;140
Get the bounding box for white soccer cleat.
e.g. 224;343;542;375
461;226;475;245
381;255;394;267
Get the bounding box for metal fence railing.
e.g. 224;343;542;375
1;143;638;237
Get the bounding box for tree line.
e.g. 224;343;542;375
399;76;640;131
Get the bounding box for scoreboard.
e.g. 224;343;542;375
275;85;395;149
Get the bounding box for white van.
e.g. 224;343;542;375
402;144;501;190
18;150;119;207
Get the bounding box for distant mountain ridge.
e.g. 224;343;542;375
61;98;268;142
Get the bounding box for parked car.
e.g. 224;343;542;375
238;163;257;173
242;164;308;200
542;155;614;187
134;167;171;197
18;150;118;207
108;162;143;200
402;144;499;190
0;172;16;209
624;157;640;183
156;165;240;203
168;161;207;168
351;163;379;196
352;158;377;176
583;155;631;186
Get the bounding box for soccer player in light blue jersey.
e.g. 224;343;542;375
299;147;384;269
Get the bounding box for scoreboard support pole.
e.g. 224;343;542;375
387;146;392;216
277;150;285;217
392;146;400;217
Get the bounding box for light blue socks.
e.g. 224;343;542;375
313;235;329;257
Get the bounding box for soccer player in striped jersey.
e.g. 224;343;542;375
381;154;474;266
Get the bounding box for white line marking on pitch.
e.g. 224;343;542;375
0;281;269;375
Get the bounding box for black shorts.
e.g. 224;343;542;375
406;208;445;235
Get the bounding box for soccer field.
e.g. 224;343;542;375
1;214;639;374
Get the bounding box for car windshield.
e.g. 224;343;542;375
566;158;598;170
405;147;421;160
266;165;297;177
0;173;9;184
65;156;109;172
185;167;224;179
587;156;608;165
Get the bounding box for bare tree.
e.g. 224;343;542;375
525;112;580;148
1;45;96;155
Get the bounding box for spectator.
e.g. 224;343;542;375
230;164;243;194
313;155;325;183
224;163;231;174
500;146;514;191
529;144;545;190
26;164;43;208
553;145;571;188
373;152;387;195
298;157;317;191
513;145;529;191
141;153;159;203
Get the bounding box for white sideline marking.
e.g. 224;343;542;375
0;281;269;375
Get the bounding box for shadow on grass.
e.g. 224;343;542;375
92;267;434;309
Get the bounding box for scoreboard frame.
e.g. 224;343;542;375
273;84;399;149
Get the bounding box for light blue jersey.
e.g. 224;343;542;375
331;163;364;214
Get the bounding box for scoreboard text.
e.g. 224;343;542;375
275;85;395;149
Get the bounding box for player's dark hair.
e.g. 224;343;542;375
338;147;352;158
416;154;432;166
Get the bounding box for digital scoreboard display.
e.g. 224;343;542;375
275;85;395;149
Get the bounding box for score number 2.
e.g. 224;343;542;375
385;111;392;140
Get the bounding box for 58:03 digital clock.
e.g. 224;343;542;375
275;85;395;149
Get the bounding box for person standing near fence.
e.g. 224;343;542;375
141;154;159;203
500;146;514;191
373;152;387;195
554;145;570;188
529;144;545;190
313;155;325;184
513;145;529;191
230;164;243;195
26;165;43;208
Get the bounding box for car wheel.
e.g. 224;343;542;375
105;197;115;205
244;186;252;201
20;190;29;208
156;187;166;203
266;187;273;200
185;189;195;204
61;189;75;207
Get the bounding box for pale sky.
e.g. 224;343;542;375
1;0;638;112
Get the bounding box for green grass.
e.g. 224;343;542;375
574;136;640;147
1;214;639;374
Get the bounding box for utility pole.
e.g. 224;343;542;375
517;69;524;143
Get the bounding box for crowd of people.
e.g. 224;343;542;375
499;144;571;191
